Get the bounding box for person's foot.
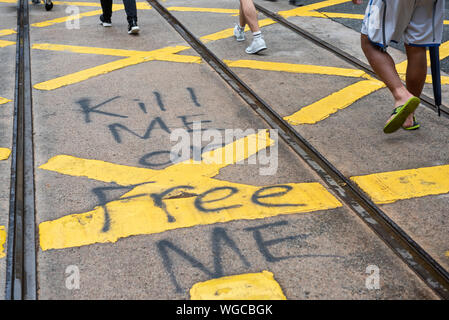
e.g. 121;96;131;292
128;19;140;34
99;15;112;27
401;113;417;129
383;96;420;133
245;36;267;54
234;24;245;42
385;94;415;127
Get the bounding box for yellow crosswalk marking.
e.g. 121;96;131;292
224;59;368;78
38;131;342;251
31;9;105;28
0;148;11;160
0;97;12;105
0;29;16;37
351;164;449;204
279;0;352;18
0;226;6;259
190;271;286;300
33;46;200;90
0;40;15;48
284;78;385;125
167;7;238;14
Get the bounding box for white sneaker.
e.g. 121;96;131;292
234;25;245;42
245;37;267;54
99;15;112;27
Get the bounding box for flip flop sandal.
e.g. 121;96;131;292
383;97;420;134
402;116;420;130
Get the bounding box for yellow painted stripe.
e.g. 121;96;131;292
279;0;351;18
0;97;12;105
136;2;151;9
38;181;341;250
151;53;201;64
39;132;342;250
190;271;287;300
34;56;147;90
445;251;449;257
438;40;449;61
351;164;449;204
44;1;150;8
320;12;365;19
395;40;449;73
40;155;159;186
224;59;367;78
40;131;274;184
0;226;6;259
0;40;15;48
33;46;193;90
296;0;351;11
31;9;105;27
284;78;385;125
167;6;238;14
52;1;101;6
33;43;199;62
32;42;153;57
0;148;11;160
398;74;449;86
0;29;16;37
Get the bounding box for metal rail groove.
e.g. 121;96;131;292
254;3;449;119
5;0;37;300
148;0;449;299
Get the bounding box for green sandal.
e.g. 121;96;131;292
383;97;420;134
402;115;420;130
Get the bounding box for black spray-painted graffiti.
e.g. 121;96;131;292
75;88;225;167
157;220;342;293
93;184;308;233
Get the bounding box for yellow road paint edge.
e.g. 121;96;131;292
0;97;12;105
284;78;385;125
351;164;449;204
0;226;6;259
0;39;15;48
0;148;11;161
224;59;368;78
33;46;197;91
0;29;16;37
38;132;342;250
190;271;287;300
167;7;238;14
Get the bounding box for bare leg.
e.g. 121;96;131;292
403;44;427;126
361;34;413;107
240;0;260;33
239;3;246;28
361;34;424;128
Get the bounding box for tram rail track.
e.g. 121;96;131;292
5;0;37;300
148;0;449;299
